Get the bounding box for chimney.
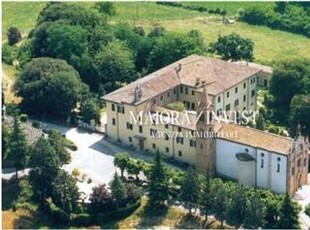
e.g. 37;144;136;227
133;85;142;102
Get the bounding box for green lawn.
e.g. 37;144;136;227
2;2;46;40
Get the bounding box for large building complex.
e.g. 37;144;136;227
103;55;308;195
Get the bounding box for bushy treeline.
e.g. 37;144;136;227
156;1;227;15
240;2;310;37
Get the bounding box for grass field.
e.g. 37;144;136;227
2;1;310;63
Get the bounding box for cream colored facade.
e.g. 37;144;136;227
103;55;307;195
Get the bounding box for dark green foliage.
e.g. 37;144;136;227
210;33;254;61
7;26;22;45
179;167;201;215
227;184;247;228
32;121;41;129
148;25;166;37
240;3;310;37
46;199;70;225
51;170;79;213
114;153;130;178
244;191;266;228
2;44;18;65
305;203;310;217
48;130;71;164
95;41;135;90
127;160;143;181
255;114;265;130
2;123;10;160
29;137;61;200
17;40;32;68
277;193;301;229
15;58;87;117
269;59;310;124
213;182;228;228
94;2;116;16
20;114;28;122
201;171;211;222
290;94;310;137
80;95;101;125
147;150;169;207
7;116;29;178
148;31;205;71
110;173;127;207
37;2;104;29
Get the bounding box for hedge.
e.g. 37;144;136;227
71;199;141;226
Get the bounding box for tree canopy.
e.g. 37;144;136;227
210;33;254;61
15;58;87;116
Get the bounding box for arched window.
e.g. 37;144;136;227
261;153;264;168
277;157;281;173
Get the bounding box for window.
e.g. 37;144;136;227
173;89;176;94
112;118;116;125
165;133;169;141
117;105;124;113
178;127;182;132
191;103;195;110
192;90;195;96
243;82;246;88
226;91;230;98
226;104;231;111
251;89;255;97
235;87;238;93
218;96;221;103
185;87;188;95
178;151;182;157
139;125;143;133
167;92;170;97
176;137;184;144
111;104;115;111
180;86;183;94
150;129;157;136
152;143;156;149
277;157;281;173
217;109;222;116
128;137;132;143
234;99;239;107
166;147;169;153
190;140;196;147
243;95;246;102
261;159;264;168
126;122;133;130
165;124;169;129
160;95;163;101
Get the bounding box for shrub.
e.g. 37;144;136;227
72;168;80;178
5;103;20;116
305;204;310;217
268;125;279;134
32;121;41;129
2;43;18;65
46;201;70;225
7;26;22;45
166;101;185;112
20;114;28;122
64;138;78;151
71;213;95;226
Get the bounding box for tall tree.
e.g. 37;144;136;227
227;184;247;228
95;41;135;91
80;96;101;125
51;170;79;213
210;33;254;61
213;185;228;228
290;94;310;137
277;193;301;229
48;130;71;164
179;166;201;215
114;153;130;178
110;172;127;208
29;137;61;200
202;170;212;222
94;2;116;16
147;149;169;207
15;58;88;117
8;116;29;178
244;191;266;228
